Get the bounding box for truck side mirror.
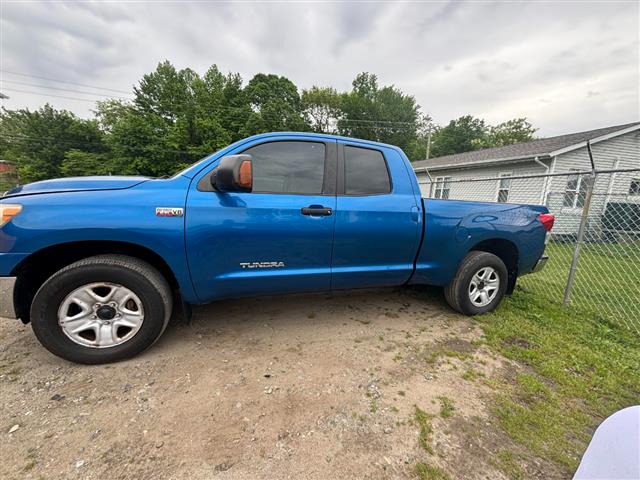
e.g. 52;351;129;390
211;155;253;192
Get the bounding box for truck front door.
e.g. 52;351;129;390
186;139;337;302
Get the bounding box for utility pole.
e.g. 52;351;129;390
425;124;432;160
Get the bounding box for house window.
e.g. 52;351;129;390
563;170;588;208
433;176;451;199
497;173;511;203
630;179;640;196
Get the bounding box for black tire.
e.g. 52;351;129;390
444;251;508;315
30;255;172;364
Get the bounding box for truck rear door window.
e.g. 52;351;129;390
244;141;325;194
344;146;390;195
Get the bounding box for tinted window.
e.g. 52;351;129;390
243;141;325;194
344;146;391;195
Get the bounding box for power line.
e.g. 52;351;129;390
2;90;411;128
0;87;110;103
1;133;111;149
0;134;211;156
1;80;419;127
0;80;132;100
0;69;131;95
338;118;415;126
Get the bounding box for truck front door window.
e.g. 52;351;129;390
243;141;325;194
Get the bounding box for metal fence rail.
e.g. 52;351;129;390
418;167;640;334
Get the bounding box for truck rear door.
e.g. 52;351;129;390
331;143;423;290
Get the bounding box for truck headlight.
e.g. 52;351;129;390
0;204;22;227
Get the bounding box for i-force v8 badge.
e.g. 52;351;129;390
156;207;184;217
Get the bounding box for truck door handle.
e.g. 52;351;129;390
301;205;333;216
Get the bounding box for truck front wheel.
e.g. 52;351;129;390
444;251;508;315
30;255;172;364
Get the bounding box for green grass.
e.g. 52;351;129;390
414;405;434;454
462;367;484;381
415;462;451;480
491;450;524;480
437;396;455;418
519;242;640;331
476;288;640;474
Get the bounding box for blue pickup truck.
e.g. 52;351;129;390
0;132;553;364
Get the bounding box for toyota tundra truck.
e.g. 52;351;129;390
0;132;553;364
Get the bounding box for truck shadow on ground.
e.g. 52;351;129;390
155;285;448;352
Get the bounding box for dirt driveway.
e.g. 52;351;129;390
0;287;537;480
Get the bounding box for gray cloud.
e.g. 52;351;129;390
1;1;638;137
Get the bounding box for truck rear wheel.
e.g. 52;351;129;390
444;251;508;315
30;255;172;364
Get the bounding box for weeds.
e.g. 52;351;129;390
415;462;451;480
477;288;640;473
437;396;455;418
414;405;434;454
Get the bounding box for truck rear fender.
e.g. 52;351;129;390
410;199;546;287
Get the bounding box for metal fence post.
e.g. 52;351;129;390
563;142;598;305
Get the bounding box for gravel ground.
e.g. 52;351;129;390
0;287;534;479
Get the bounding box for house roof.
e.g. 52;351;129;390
413;122;640;171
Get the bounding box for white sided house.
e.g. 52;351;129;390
413;122;640;236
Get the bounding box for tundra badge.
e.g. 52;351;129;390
240;262;285;269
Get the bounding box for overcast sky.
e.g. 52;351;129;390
1;1;638;137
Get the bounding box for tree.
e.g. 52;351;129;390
241;73;306;135
338;73;420;154
404;113;434;161
0;104;107;182
12;63;548;178
96;62;243;177
60;150;114;177
302;86;341;134
484;118;537;147
429;116;538;158
430;115;487;157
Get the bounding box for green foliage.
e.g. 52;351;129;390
100;62;240;177
414;462;451;480
302;86;342;133
242;73;306;135
491;450;525;480
0;104;106;182
485;118;537;147
437;396;455;418
430;115;487;157
60;150;114;177
0;61;539;182
430;115;537;158
476;287;640;474
414;405;434;454
338;73;421;155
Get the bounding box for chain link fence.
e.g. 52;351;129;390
418;168;640;334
